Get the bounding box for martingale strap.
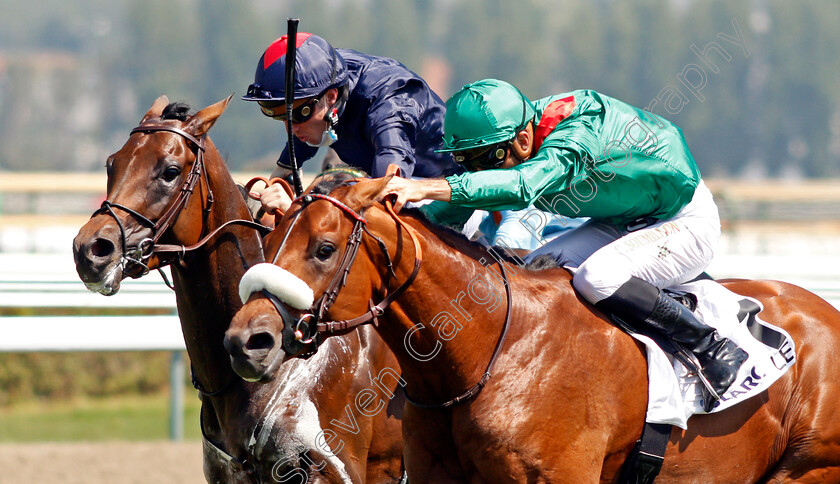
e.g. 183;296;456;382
403;255;512;410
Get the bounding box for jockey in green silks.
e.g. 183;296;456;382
380;78;747;412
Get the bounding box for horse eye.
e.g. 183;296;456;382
162;166;181;182
315;243;336;261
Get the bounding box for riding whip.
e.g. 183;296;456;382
284;17;304;196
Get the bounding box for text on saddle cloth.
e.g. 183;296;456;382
638;279;795;429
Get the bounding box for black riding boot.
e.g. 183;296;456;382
596;276;748;412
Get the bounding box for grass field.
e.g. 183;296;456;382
0;391;202;441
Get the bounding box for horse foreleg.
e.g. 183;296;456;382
401;406;472;484
763;444;840;484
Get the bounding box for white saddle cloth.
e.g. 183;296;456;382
637;279;795;429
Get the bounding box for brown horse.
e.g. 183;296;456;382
227;175;840;483
72;96;404;483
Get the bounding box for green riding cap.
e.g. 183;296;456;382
437;79;537;152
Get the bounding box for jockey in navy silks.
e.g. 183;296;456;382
381;79;748;411
242;33;463;213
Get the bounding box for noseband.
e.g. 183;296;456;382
262;191;416;358
262;191;513;409
91;123;270;283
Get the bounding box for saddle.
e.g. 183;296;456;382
611;289;702;380
612;280;796;483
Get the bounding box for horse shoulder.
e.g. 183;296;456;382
449;265;648;477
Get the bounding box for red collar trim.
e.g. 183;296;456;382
534;96;576;152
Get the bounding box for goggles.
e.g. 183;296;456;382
452;141;510;171
259;97;320;123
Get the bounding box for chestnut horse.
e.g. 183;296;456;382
228;175;840;483
72;96;404;483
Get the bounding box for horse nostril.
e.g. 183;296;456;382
90;238;115;258
245;332;275;352
224;332;245;355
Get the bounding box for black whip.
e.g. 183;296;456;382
284;18;304;196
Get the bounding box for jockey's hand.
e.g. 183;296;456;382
379;176;451;213
250;183;293;214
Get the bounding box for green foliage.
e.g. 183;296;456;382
0;351;188;406
124;0;202;104
0;393;202;441
0;0;838;176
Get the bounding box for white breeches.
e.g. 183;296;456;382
525;181;721;304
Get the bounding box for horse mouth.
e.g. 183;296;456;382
81;262;124;296
229;352;280;383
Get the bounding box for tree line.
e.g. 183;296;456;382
0;0;837;177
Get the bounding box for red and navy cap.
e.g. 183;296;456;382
243;33;348;102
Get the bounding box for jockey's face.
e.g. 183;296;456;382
288;98;330;145
472;150;520;171
457;122;534;172
258;88;338;146
259;96;320;123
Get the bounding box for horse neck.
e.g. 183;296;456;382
374;213;521;402
172;140;264;394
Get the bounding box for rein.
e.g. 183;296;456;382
264;191;512;408
262;191;416;358
91;123;271;282
313;197;421;335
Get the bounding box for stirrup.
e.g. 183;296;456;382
670;341;722;412
608;313;725;412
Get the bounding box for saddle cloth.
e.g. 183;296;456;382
634;279;796;429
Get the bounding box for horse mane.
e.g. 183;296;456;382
158;101;235;167
325;176;565;271
311;171;361;195
161;102;192;121
524;253;566;271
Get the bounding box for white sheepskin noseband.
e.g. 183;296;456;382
239;263;315;310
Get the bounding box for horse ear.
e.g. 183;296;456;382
184;93;234;137
344;174;395;211
140;94;170;124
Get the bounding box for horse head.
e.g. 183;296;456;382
73;94;233;294
225;175;402;381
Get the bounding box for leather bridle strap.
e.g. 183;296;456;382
153;218;272;255
261;191;422;353
129;124;209;243
91;124;208;253
94;200;155;259
314;199;423;334
94;123;272;262
403;254;513;410
90;122;270;291
315;217;367;321
132;124;203;146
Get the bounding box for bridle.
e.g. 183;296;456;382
90;123;270;284
262;189;513;409
260;190;414;358
90;122;281;479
